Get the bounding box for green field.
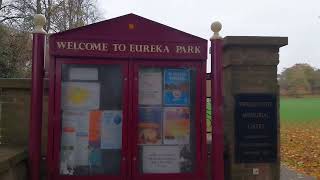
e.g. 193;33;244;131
206;97;320;129
280;97;320;124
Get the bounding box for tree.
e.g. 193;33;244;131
0;0;102;78
0;0;102;32
279;63;320;96
0;25;32;78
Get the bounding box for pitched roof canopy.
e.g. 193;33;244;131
51;13;206;43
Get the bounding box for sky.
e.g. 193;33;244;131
97;0;320;73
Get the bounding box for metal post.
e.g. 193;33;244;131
210;21;224;180
29;14;46;180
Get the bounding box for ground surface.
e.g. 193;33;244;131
280;97;320;179
280;165;316;180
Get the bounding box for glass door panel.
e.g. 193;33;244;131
58;63;124;176
136;66;198;174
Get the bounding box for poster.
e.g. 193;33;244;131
61;82;100;110
89;110;122;149
138;107;162;144
100;110;122;149
60;111;77;175
163;107;190;145
163;69;190;106
69;67;98;81
139;69;162;105
142;145;180;173
75;135;89;166
62;111;89;166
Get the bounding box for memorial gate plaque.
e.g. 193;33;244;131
235;94;277;163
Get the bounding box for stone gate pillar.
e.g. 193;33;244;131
222;36;288;180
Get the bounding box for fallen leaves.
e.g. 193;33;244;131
281;121;320;179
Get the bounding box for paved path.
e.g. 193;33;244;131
280;165;316;180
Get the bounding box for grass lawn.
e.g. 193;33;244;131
280;96;320;178
280;96;320;124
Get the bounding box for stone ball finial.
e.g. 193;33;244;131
34;14;46;34
210;21;222;40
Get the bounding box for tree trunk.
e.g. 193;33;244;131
36;0;41;14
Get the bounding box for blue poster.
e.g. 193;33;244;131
100;110;122;149
164;69;190;106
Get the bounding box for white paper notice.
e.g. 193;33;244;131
142;146;180;173
62;111;89;166
69;68;98;81
139;70;162;105
60;111;77;175
75;135;89;166
61;82;100;110
100;110;122;149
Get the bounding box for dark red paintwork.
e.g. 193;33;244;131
29;33;45;180
47;13;208;180
211;39;225;180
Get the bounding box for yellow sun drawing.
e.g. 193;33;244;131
68;87;89;105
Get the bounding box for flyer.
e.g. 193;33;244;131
60;147;75;175
60;111;77;175
89;110;122;149
138;107;162;144
89;111;102;148
62;110;89;166
139;69;162;105
75;135;89;166
61;82;100;110
100;110;122;149
163;107;190;145
163;69;190;106
142;145;180;173
69;67;98;81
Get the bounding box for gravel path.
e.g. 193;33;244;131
280;165;316;180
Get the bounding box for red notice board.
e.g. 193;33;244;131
47;14;207;180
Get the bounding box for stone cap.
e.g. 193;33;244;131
223;36;288;48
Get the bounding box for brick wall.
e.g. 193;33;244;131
0;78;48;154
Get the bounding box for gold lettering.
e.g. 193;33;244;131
143;45;149;52
79;43;85;50
102;43;108;51
187;46;194;53
129;44;135;52
85;43;93;50
195;46;200;53
67;42;73;49
57;42;67;49
150;45;156;52
112;44;126;51
176;46;184;53
156;45;162;52
164;46;170;53
92;43;101;51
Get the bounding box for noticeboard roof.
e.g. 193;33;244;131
51;13;206;43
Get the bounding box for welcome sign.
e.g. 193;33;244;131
51;40;205;59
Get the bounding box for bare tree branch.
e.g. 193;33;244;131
0;16;23;23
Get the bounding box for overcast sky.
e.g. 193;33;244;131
97;0;320;73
